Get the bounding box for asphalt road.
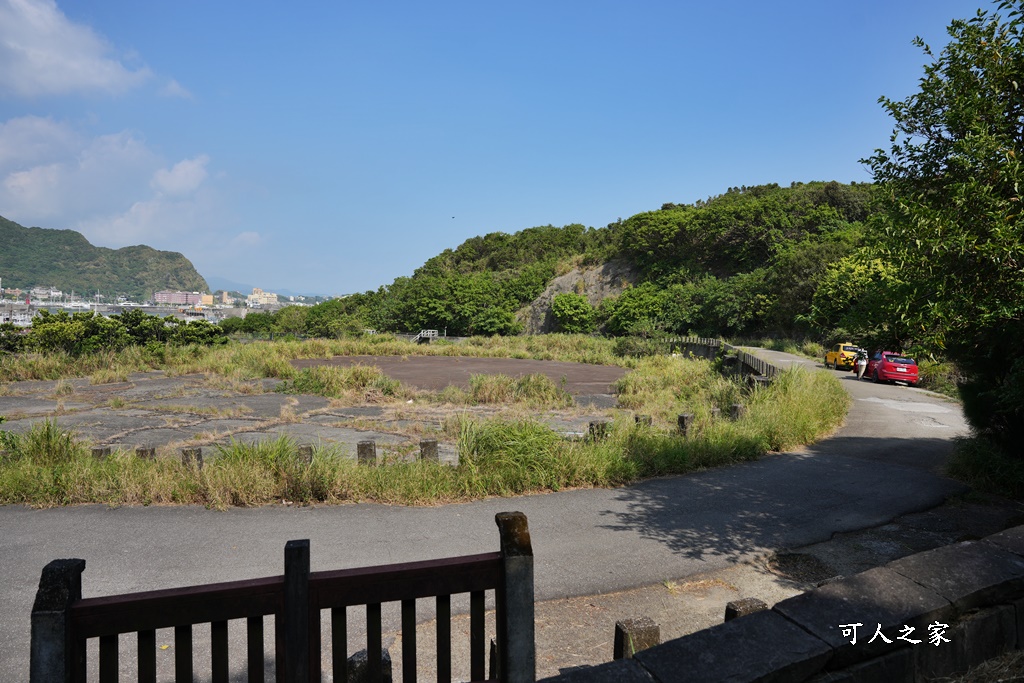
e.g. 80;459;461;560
0;351;969;681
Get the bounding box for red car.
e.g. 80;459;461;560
865;351;919;386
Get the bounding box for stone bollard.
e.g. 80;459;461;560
613;616;660;659
748;375;771;390
634;414;653;427
297;444;313;464
181;447;203;469
419;439;439;462
730;403;747;420
357;440;377;466
677;413;694;437
588;420;609;441
346;648;392;683
725;597;768;622
90;446;111;460
135;447;156;461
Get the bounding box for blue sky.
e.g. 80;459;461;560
0;0;987;296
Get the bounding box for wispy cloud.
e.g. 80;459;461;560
0;0;151;97
159;79;193;100
230;231;265;248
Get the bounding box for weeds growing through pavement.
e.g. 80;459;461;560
0;363;849;508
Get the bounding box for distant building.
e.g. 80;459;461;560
219;291;233;305
31;287;62;300
246;287;278;307
200;294;214;306
154;290;203;305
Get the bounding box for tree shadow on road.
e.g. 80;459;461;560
598;437;968;562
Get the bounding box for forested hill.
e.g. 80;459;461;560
298;180;876;339
0;216;209;300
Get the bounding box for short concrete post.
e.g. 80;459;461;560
297;444;313;464
495;512;534;683
419;439;439;462
677;413;694;436
634;414;652;427
30;558;86;682
181;447;203;469
283;540;310;683
710;407;721;421
588;421;609;441
613;616;660;659
357;440;377;465
90;446;110;460
730;404;747;420
346;648;392;683
725;597;768;622
135;447;156;461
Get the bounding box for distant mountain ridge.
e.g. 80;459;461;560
0;216;208;300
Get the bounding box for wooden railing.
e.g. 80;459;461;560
31;512;535;683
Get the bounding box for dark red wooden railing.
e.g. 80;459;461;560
31;512;534;683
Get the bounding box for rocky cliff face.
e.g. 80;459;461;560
520;259;638;334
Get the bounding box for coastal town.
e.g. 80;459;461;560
0;282;324;326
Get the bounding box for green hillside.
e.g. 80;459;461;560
0;216;209;300
235;180;875;340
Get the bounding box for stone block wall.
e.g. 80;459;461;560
541;525;1024;682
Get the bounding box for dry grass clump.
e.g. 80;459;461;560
277;365;414;403
90;367;129;384
432;373;573;409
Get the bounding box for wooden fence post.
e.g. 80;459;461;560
30;558;85;683
283;540;310;683
495;511;535;683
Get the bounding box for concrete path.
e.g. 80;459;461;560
0;351;970;681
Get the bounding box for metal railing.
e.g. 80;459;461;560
667;337;780;379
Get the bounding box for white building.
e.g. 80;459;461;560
246;288;278;307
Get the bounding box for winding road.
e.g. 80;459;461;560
0;350;969;680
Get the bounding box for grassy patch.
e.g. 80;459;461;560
946;436;1024;500
0;364;849;509
276;365;413;403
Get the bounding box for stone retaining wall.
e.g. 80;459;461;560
541;525;1024;682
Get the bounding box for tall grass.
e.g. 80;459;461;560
946;436;1024;500
277;365;412;402
0;364;849;509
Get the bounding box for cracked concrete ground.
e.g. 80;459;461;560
0;357;622;466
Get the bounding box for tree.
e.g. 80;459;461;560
864;1;1024;451
551;292;596;334
273;306;308;336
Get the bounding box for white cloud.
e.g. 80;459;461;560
0;115;226;249
0;115;80;167
76;190;217;248
151;155;209;197
158;79;193;100
0;119;158;221
0;0;151;97
230;231;265;248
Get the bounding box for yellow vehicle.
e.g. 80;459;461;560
825;342;860;370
